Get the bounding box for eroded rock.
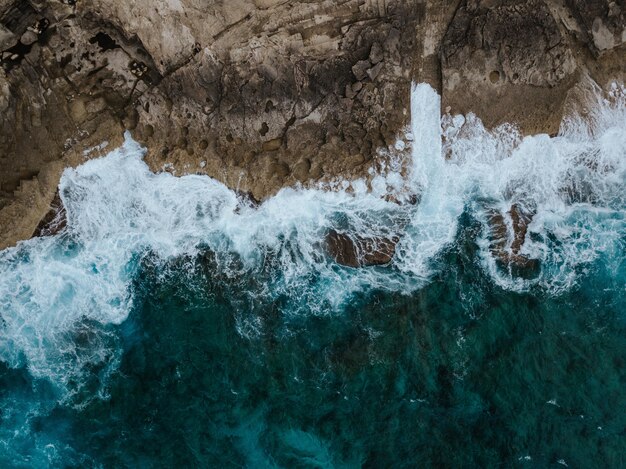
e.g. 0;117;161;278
0;0;624;250
566;0;625;54
326;229;399;268
487;203;539;276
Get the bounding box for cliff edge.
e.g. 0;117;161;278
0;0;624;249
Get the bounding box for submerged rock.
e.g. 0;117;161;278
326;229;399;268
487;203;539;277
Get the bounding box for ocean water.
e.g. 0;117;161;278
0;82;624;467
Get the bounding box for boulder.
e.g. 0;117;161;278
487;203;539;276
19;30;38;46
326;229;399;268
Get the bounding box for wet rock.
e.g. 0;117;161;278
0;0;624;250
384;192;420;206
32;190;66;238
326;229;399;268
487;203;539;276
234;190;260;214
509;203;534;254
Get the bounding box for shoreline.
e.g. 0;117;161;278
0;0;624;250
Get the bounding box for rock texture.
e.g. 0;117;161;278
441;0;624;134
0;0;624;249
326;229;399;267
487;203;540;277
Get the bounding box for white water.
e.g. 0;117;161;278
0;80;624;400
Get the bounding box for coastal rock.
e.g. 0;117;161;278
441;0;578;135
487;203;539;276
0;0;624;249
326;230;399;268
32;189;66;237
566;0;625;54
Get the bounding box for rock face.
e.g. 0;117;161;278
566;0;625;53
0;0;624;249
441;0;625;134
32;189;66;238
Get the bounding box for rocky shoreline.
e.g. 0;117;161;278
0;0;624;251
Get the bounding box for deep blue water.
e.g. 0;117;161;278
1;215;624;467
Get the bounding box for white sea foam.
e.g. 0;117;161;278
394;80;626;292
0;79;624;398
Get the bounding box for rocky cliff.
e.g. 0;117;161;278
0;0;624;249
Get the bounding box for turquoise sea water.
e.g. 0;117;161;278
0;83;624;467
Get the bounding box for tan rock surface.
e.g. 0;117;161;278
0;0;624;250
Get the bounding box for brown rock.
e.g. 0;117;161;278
487;203;539;276
566;0;625;54
20;30;38;46
69;99;88;124
367;62;384;81
0;0;623;251
269;160;290;178
0;24;15;50
508;203;535;255
292;158;311;182
32;190;66;238
262;138;282;152
441;0;578;134
326;229;399;267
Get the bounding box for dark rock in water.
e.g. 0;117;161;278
234;190;259;213
33;190;66;237
487;210;508;251
508;203;534;255
384;192;420;206
487;203;539;277
326;229;398;268
505;255;541;279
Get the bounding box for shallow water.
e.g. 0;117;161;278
0;82;624;467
